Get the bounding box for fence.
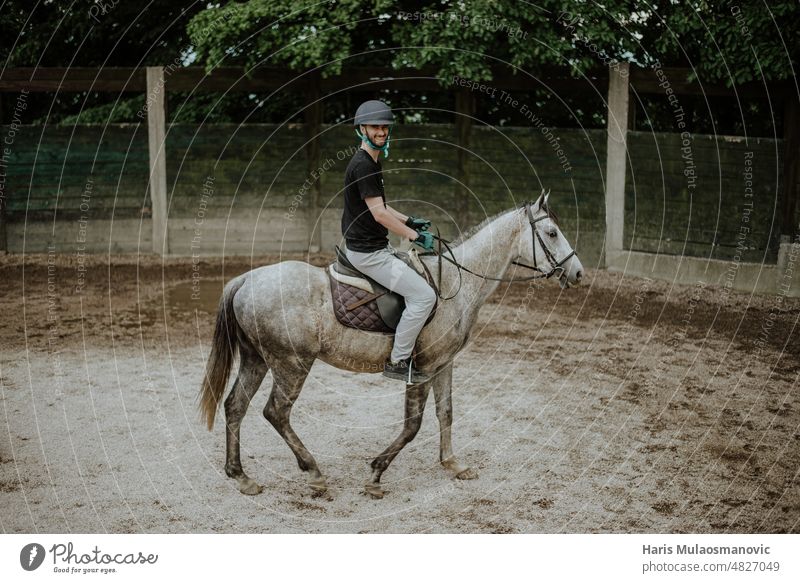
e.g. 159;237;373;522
0;121;785;269
1;64;797;296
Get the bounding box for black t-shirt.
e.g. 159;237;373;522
341;149;389;252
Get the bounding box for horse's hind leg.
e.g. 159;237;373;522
224;346;269;495
365;381;431;499
263;357;327;495
432;362;477;480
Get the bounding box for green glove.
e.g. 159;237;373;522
405;216;431;231
412;231;434;251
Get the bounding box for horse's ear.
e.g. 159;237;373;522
544;189;551;207
533;189;545;210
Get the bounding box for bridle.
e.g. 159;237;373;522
515;200;576;280
420;200;577;300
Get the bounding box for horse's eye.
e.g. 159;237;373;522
549;231;557;238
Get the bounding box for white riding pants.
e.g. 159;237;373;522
345;245;436;363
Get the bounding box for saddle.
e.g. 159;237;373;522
328;245;438;334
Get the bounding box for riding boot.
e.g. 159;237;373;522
383;356;430;384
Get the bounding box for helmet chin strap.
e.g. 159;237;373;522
355;126;391;158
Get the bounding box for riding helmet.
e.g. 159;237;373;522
353;100;394;126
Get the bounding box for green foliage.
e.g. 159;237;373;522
387;0;637;81
58;95;146;125
3;1;796;130
186;0;798;85
0;1;203;66
638;1;800;83
187;0;378;75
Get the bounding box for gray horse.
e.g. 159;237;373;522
199;191;583;498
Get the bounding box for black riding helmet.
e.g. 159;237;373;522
354;100;394;126
354;100;394;157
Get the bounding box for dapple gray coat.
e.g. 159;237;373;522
200;193;583;498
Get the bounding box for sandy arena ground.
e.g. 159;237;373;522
1;253;798;533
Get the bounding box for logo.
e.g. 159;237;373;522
20;543;46;571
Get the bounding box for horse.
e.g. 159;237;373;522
199;191;583;499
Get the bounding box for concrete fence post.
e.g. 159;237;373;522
455;88;475;229
604;63;630;267
305;71;322;253
146;66;168;255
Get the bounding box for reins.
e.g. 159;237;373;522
418;201;576;300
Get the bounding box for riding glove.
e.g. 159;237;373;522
412;231;434;251
405;216;431;231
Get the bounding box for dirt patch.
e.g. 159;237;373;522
1;253;798;533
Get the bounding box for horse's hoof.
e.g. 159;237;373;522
442;458;478;480
239;478;264;495
456;467;478;480
309;476;328;495
364;483;385;499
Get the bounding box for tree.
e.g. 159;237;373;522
0;0;205;124
3;1;796;129
186;0;798;84
1;0;203;67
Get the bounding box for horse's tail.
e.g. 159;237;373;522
200;275;246;431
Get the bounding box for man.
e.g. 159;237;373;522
341;99;436;384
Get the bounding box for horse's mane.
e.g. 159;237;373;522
448;207;518;247
449;199;558;247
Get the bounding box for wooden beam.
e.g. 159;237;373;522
2;65;790;98
146;67;168;255
604;63;630;266
167;66;308;92
0;67;145;92
0;66;609;94
629;67;785;97
318;67;608;93
5;65;787;97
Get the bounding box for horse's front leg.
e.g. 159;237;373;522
365;381;431;499
433;361;478;480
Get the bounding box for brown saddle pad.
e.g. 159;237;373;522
329;274;395;334
328;252;438;334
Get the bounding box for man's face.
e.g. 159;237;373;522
361;124;389;147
